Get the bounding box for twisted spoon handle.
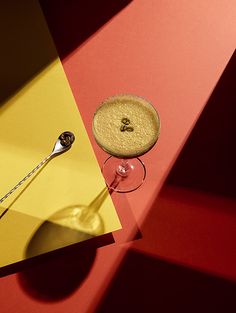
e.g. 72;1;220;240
0;131;75;205
0;154;51;204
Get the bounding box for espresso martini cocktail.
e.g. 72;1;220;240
93;94;160;192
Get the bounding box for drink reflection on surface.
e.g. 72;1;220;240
93;94;160;158
93;94;160;192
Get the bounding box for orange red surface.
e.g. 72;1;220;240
0;0;236;312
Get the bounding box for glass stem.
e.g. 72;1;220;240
116;159;131;178
107;159;130;191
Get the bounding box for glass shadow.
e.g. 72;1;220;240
17;233;114;302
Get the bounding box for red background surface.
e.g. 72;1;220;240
1;1;236;312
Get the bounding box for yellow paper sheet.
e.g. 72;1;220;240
0;0;121;268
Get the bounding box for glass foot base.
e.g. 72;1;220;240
102;156;146;193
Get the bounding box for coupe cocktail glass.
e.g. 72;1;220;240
92;94;160;192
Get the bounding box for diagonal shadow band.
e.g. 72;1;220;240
131;50;236;270
166;49;236;199
0;0;132;106
39;0;133;59
96;249;236;312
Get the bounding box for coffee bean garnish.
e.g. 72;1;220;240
120;117;134;132
121;117;131;125
120;125;127;132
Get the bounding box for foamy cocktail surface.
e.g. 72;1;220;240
93;95;160;157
